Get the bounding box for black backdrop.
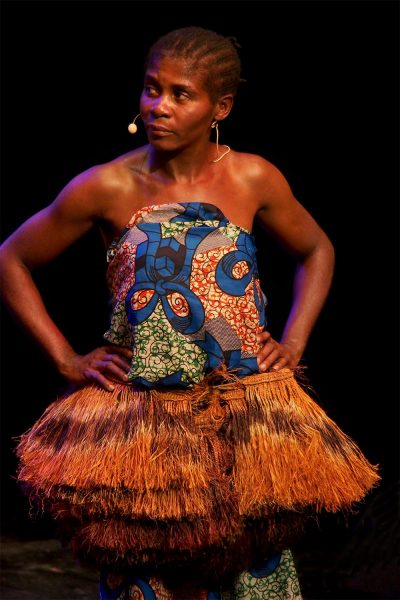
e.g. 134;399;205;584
1;0;399;596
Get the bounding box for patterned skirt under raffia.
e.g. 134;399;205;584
16;367;380;591
100;550;302;600
99;548;302;599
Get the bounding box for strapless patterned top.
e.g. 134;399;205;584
104;202;267;388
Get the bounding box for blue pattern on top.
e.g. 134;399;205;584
104;202;268;388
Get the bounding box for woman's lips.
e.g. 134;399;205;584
148;124;174;136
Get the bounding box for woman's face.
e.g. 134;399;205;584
139;55;216;152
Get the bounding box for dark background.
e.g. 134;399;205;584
1;1;399;598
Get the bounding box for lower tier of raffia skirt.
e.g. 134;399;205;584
16;367;380;579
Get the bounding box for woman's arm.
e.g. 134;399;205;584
254;161;335;372
0;171;132;390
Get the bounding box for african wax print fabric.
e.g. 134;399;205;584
104;202;267;387
99;549;302;600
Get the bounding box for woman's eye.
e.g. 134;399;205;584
144;85;158;97
174;90;189;100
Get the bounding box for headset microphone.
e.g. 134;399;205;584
128;114;140;134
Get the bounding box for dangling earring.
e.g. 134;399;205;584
128;113;141;134
211;120;231;163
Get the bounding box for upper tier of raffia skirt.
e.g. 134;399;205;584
16;367;380;578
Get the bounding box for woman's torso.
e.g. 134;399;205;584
104;201;267;388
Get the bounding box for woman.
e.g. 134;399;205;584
0;26;379;599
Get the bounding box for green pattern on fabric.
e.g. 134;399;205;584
222;550;302;600
105;303;132;347
160;220;240;242
129;300;207;384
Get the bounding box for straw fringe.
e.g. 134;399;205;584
16;367;380;568
17;383;234;522
232;372;380;515
68;515;306;585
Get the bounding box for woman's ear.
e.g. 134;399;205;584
214;94;234;121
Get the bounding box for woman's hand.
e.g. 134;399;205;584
256;331;300;372
60;345;133;391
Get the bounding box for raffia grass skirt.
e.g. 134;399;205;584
16;367;380;581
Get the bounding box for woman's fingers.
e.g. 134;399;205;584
79;346;133;390
96;355;130;382
83;368;116;392
256;332;291;372
61;346;133;390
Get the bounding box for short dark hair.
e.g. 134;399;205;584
145;26;242;102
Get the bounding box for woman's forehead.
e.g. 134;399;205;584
145;55;206;88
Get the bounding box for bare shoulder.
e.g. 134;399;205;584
0;147;150;265
230;152;293;212
228;150;293;209
227;151;331;257
53;146;148;220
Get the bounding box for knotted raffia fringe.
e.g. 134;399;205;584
16;367;380;565
229;370;381;515
69;512;306;579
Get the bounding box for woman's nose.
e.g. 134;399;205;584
151;94;171;117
